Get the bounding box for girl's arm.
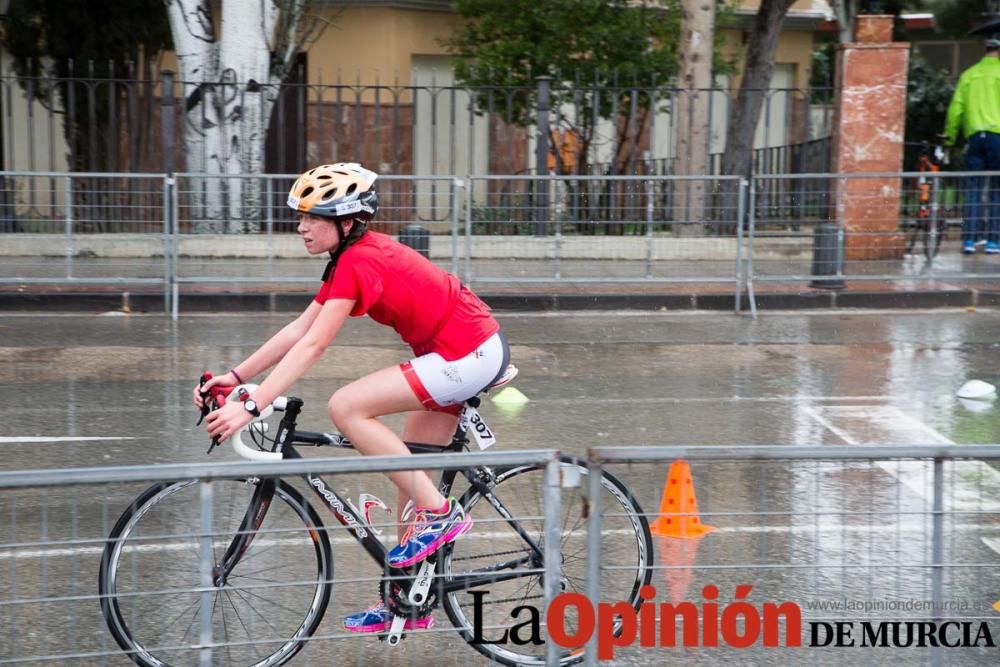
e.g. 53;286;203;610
194;300;326;409
231;299;325;381
248;298;354;406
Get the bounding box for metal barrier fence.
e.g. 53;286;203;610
585;444;1000;666
747;172;1000;297
1;444;998;665
463;174;746;291
0;449;564;665
0;171;171;307
3;170;1000;316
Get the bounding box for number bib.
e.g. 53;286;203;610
461;406;497;450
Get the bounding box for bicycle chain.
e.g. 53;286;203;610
449;547;531;562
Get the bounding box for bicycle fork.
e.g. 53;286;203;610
214;479;274;586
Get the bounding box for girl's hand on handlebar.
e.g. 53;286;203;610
205;400;254;443
193;371;239;409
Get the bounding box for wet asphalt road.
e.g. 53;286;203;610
1;309;999;666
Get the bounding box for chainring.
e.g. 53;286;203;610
380;565;439;618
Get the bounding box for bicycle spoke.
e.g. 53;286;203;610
222;588;262;647
228;572;289;585
229;589;274;663
160;595;201;633
231;584;316;620
178;595;205;645
226;542;284;571
220;589;233;663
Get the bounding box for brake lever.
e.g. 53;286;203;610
196;372;213;426
197;371;233;454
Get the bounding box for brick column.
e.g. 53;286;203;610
831;15;909;260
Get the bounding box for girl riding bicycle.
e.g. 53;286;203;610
193;162;509;633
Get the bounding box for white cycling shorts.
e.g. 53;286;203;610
401;332;508;413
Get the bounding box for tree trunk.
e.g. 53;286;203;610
165;0;310;232
673;0;714;236
831;0;856;43
165;0;217;230
719;0;795;237
214;0;279;232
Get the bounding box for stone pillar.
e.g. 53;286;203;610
830;15;909;260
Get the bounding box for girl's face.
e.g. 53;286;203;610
296;213;353;254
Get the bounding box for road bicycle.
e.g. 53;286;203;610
903;138;948;260
98;369;653;666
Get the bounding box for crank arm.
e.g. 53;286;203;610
385;614;407;647
407;559;434;606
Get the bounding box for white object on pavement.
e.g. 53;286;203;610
956;380;997;400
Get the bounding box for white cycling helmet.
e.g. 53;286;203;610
287;163;378;223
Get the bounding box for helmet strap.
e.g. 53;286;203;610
322;218;365;279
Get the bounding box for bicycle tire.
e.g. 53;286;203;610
904;218;921;256
440;456;653;666
924;215;945;260
99;478;333;667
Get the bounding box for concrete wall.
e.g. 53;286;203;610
305;6;458;87
0;233;808;262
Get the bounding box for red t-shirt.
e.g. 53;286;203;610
314;231;499;360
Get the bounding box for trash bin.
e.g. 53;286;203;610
809;223;846;290
399;224;429;259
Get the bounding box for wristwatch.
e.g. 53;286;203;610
243;398;260;417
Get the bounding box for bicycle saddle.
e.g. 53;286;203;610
486;364;518;391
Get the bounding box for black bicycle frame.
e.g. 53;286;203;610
232;396;549;595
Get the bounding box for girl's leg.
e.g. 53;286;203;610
340;406;459;633
327;365;446;510
395;410;461;540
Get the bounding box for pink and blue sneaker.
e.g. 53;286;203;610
342;600;433;633
387;497;472;568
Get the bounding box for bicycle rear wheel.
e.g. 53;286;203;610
924;214;945;260
904;219;922;256
99;478;332;667
441;456;653;666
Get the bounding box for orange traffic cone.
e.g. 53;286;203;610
650;459;716;538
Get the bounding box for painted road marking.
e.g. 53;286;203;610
983;537;1000;560
0;436;138;444
804;404;1000;555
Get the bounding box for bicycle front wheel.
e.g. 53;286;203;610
99;478;333;667
441;457;653;666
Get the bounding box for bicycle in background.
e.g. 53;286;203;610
98;370;653;666
903;138;949;261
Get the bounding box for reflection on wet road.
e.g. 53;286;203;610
1;310;998;665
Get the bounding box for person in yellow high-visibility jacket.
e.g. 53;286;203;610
944;35;1000;254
